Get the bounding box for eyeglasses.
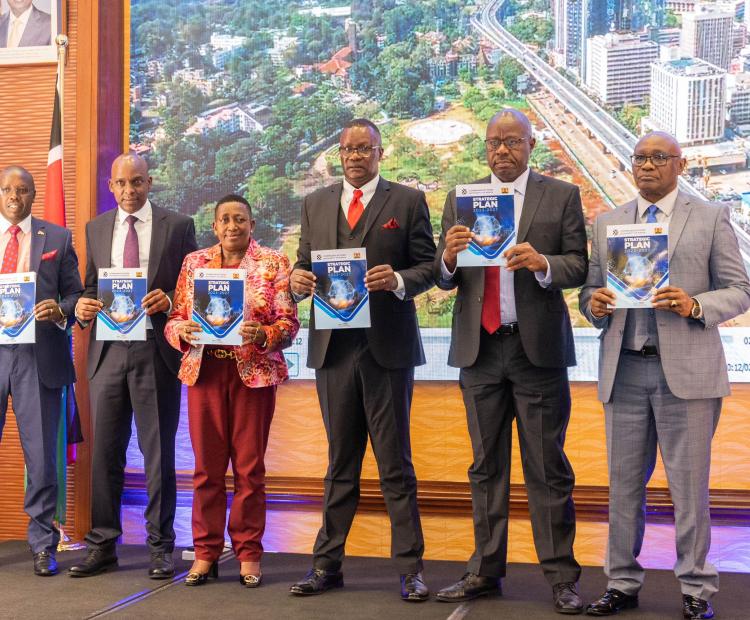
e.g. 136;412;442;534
630;153;681;167
0;186;31;196
484;137;528;151
339;145;382;157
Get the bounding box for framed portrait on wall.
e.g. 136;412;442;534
0;0;64;65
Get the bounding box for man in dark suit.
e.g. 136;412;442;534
288;118;436;601
434;109;587;614
0;0;52;48
0;166;83;576
69;153;197;579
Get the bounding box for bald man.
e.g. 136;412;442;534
580;133;750;619
69;154;197;579
0;166;82;576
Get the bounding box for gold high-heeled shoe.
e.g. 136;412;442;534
184;561;218;586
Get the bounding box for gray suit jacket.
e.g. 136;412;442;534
294;177;436;370
434;170;588;369
81;205;197;379
579;191;750;402
0;6;51;47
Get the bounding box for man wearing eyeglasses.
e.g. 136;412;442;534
580;132;750;619
289;118;436;601
434;109;587;614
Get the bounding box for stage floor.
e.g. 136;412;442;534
1;542;750;619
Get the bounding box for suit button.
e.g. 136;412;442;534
348;235;354;240
478;297;482;302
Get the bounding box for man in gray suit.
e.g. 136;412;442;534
0;1;52;48
580;132;750;619
434;109;587;614
69;153;197;579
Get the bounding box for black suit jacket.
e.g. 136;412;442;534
81;205;197;379
434;171;588;369
294;177;436;370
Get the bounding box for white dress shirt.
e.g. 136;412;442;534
636;186;678;223
441;167;552;324
5;6;32;48
341;175;406;299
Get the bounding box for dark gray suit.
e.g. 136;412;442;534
294;177;435;573
0;6;52;48
435;171;587;585
0;217;82;552
80;205;196;553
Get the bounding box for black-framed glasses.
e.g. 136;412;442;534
339;145;382;157
484;137;528;151
630;153;681;167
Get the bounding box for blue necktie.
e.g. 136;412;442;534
645;204;659;223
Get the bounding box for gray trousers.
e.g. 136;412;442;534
604;352;721;600
0;344;61;553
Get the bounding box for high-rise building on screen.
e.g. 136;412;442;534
680;5;734;70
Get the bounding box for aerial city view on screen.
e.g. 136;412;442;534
129;0;750;380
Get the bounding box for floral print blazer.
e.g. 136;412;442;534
165;238;299;388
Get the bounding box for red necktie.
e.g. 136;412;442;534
481;266;501;334
347;189;364;230
1;225;21;274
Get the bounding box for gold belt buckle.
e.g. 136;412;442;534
208;348;235;360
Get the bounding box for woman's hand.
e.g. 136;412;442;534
240;321;267;346
177;320;202;346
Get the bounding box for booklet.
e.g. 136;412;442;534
0;271;36;344
312;248;371;329
192;268;246;345
607;223;669;308
455;183;516;267
96;268;148;341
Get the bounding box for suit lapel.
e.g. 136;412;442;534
517;171;545;243
148;206;168;289
667;192;692;260
98;209;116;269
30;217;45;272
321;183;342;250
359;178;391;244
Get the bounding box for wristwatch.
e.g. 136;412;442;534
690;298;704;320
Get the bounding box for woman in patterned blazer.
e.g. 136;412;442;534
165;194;299;588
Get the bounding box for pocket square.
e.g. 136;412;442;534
382;218;400;230
41;249;58;261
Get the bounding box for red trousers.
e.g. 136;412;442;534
187;354;276;562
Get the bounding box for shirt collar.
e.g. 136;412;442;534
117;199;152;224
636;186;678;218
491;167;530;197
343;174;380;198
10;6;33;27
0;213;31;235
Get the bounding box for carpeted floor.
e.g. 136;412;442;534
2;542;749;619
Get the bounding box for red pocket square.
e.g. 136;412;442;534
41;249;58;261
382;218;400;230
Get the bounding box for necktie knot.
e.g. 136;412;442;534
646;205;659;223
126;214;138;227
353;189;363;200
8;225;20;238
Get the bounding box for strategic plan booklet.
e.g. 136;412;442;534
96;268;147;341
0;271;36;344
607;223;669;309
455;183;516;267
192;268;246;345
312;248;371;329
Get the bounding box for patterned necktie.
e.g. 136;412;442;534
7;19;22;48
123;215;140;268
645;204;659;223
347;188;364;230
1;225;21;274
481;266;501;334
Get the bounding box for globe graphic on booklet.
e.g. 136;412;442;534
622;255;655;290
327;278;356;310
0;298;24;328
205;295;233;327
108;293;137;323
472;214;503;247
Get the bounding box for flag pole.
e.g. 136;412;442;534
55;35;68;185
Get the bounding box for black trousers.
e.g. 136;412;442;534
459;330;581;585
312;329;424;573
85;335;181;552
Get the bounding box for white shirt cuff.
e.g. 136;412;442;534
392;272;406;300
535;256;552;288
440;251;456;281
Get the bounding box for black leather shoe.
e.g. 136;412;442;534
148;551;174;579
435;572;501;602
289;568;344;595
68;547;118;578
682;595;714;619
33;551;58;576
400;572;429;602
586;589;638;616
553;582;583;614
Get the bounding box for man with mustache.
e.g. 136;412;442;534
434;109;588;614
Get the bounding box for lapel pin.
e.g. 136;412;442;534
37;230;45;235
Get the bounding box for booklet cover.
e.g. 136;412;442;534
96;268;148;341
0;271;35;344
455;183;516;267
607;223;669;308
312;248;371;329
192;268;246;345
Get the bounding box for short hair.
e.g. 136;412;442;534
342;118;381;141
215;194;252;217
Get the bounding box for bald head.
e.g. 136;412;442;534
0;165;35;224
488;109;533;136
634;131;682;157
0;166;35;192
109;153;152;214
485;108;535;182
631;131;685;203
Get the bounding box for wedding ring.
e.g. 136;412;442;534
670;300;678;308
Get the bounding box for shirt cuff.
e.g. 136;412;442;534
392;272;406;300
291;290;309;303
440;251;456;281
535;256;552;288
